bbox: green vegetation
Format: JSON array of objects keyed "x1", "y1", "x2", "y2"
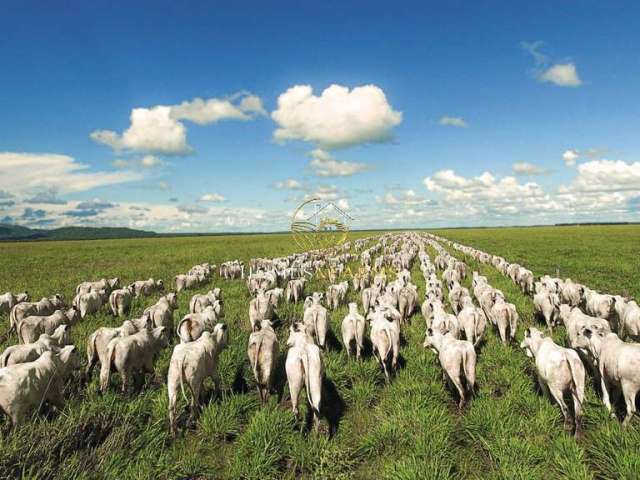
[
  {"x1": 0, "y1": 226, "x2": 637, "y2": 479},
  {"x1": 0, "y1": 224, "x2": 156, "y2": 241}
]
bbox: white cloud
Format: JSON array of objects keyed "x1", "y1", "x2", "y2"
[
  {"x1": 560, "y1": 160, "x2": 640, "y2": 194},
  {"x1": 512, "y1": 162, "x2": 549, "y2": 175},
  {"x1": 271, "y1": 84, "x2": 402, "y2": 149},
  {"x1": 141, "y1": 155, "x2": 163, "y2": 168},
  {"x1": 438, "y1": 116, "x2": 467, "y2": 128},
  {"x1": 306, "y1": 185, "x2": 341, "y2": 201},
  {"x1": 274, "y1": 178, "x2": 304, "y2": 190},
  {"x1": 563, "y1": 149, "x2": 579, "y2": 166},
  {"x1": 309, "y1": 149, "x2": 373, "y2": 177},
  {"x1": 91, "y1": 106, "x2": 190, "y2": 155},
  {"x1": 112, "y1": 159, "x2": 130, "y2": 168},
  {"x1": 0, "y1": 152, "x2": 142, "y2": 196},
  {"x1": 200, "y1": 193, "x2": 226, "y2": 202},
  {"x1": 91, "y1": 92, "x2": 265, "y2": 155},
  {"x1": 522, "y1": 42, "x2": 583, "y2": 88},
  {"x1": 377, "y1": 189, "x2": 432, "y2": 206},
  {"x1": 538, "y1": 63, "x2": 582, "y2": 87},
  {"x1": 170, "y1": 93, "x2": 266, "y2": 125}
]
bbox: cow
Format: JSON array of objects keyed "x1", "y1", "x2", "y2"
[
  {"x1": 85, "y1": 318, "x2": 151, "y2": 379},
  {"x1": 73, "y1": 290, "x2": 107, "y2": 319},
  {"x1": 109, "y1": 286, "x2": 134, "y2": 317},
  {"x1": 0, "y1": 346, "x2": 80, "y2": 426},
  {"x1": 144, "y1": 293, "x2": 179, "y2": 332},
  {"x1": 247, "y1": 320, "x2": 279, "y2": 404},
  {"x1": 177, "y1": 306, "x2": 220, "y2": 343},
  {"x1": 613, "y1": 296, "x2": 640, "y2": 340},
  {"x1": 100, "y1": 326, "x2": 168, "y2": 394},
  {"x1": 341, "y1": 303, "x2": 365, "y2": 359},
  {"x1": 423, "y1": 328, "x2": 476, "y2": 408},
  {"x1": 0, "y1": 325, "x2": 70, "y2": 367},
  {"x1": 431, "y1": 302, "x2": 460, "y2": 338},
  {"x1": 76, "y1": 278, "x2": 119, "y2": 296},
  {"x1": 369, "y1": 310, "x2": 400, "y2": 383},
  {"x1": 189, "y1": 289, "x2": 222, "y2": 314},
  {"x1": 0, "y1": 292, "x2": 29, "y2": 315},
  {"x1": 285, "y1": 323, "x2": 323, "y2": 432},
  {"x1": 303, "y1": 295, "x2": 328, "y2": 349},
  {"x1": 533, "y1": 290, "x2": 561, "y2": 332},
  {"x1": 286, "y1": 279, "x2": 306, "y2": 304},
  {"x1": 457, "y1": 298, "x2": 487, "y2": 347},
  {"x1": 561, "y1": 280, "x2": 583, "y2": 308},
  {"x1": 326, "y1": 281, "x2": 349, "y2": 310},
  {"x1": 249, "y1": 290, "x2": 276, "y2": 332},
  {"x1": 167, "y1": 324, "x2": 228, "y2": 435},
  {"x1": 9, "y1": 294, "x2": 65, "y2": 331},
  {"x1": 520, "y1": 327, "x2": 585, "y2": 438},
  {"x1": 490, "y1": 297, "x2": 518, "y2": 344},
  {"x1": 579, "y1": 328, "x2": 640, "y2": 426},
  {"x1": 131, "y1": 278, "x2": 164, "y2": 297},
  {"x1": 17, "y1": 308, "x2": 79, "y2": 344},
  {"x1": 398, "y1": 284, "x2": 418, "y2": 324}
]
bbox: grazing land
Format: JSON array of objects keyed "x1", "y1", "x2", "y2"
[{"x1": 0, "y1": 226, "x2": 638, "y2": 479}]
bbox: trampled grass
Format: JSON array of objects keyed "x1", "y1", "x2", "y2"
[{"x1": 0, "y1": 226, "x2": 637, "y2": 479}]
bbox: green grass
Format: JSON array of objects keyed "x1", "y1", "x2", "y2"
[{"x1": 0, "y1": 226, "x2": 637, "y2": 478}]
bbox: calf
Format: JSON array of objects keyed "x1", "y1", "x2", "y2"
[
  {"x1": 423, "y1": 329, "x2": 476, "y2": 408},
  {"x1": 247, "y1": 320, "x2": 279, "y2": 403},
  {"x1": 303, "y1": 295, "x2": 328, "y2": 349},
  {"x1": 131, "y1": 278, "x2": 164, "y2": 297},
  {"x1": 457, "y1": 298, "x2": 487, "y2": 347},
  {"x1": 534, "y1": 290, "x2": 561, "y2": 332},
  {"x1": 520, "y1": 327, "x2": 585, "y2": 438},
  {"x1": 249, "y1": 290, "x2": 275, "y2": 332},
  {"x1": 73, "y1": 290, "x2": 107, "y2": 319},
  {"x1": 613, "y1": 296, "x2": 640, "y2": 340},
  {"x1": 145, "y1": 293, "x2": 179, "y2": 332},
  {"x1": 490, "y1": 297, "x2": 518, "y2": 344},
  {"x1": 189, "y1": 289, "x2": 222, "y2": 314}
]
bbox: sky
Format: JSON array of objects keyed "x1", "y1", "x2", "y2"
[{"x1": 1, "y1": 0, "x2": 640, "y2": 232}]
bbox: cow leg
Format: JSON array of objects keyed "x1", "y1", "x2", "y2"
[
  {"x1": 537, "y1": 374, "x2": 550, "y2": 400},
  {"x1": 121, "y1": 369, "x2": 130, "y2": 395},
  {"x1": 549, "y1": 386, "x2": 571, "y2": 430},
  {"x1": 621, "y1": 380, "x2": 638, "y2": 427},
  {"x1": 497, "y1": 321, "x2": 507, "y2": 344},
  {"x1": 572, "y1": 393, "x2": 583, "y2": 439},
  {"x1": 600, "y1": 375, "x2": 614, "y2": 417}
]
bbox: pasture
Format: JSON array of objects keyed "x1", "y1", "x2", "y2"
[{"x1": 0, "y1": 226, "x2": 638, "y2": 479}]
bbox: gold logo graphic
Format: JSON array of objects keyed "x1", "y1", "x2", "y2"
[{"x1": 290, "y1": 197, "x2": 353, "y2": 252}]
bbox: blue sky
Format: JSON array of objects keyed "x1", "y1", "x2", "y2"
[{"x1": 1, "y1": 1, "x2": 639, "y2": 232}]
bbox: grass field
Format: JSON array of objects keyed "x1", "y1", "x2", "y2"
[{"x1": 0, "y1": 226, "x2": 638, "y2": 479}]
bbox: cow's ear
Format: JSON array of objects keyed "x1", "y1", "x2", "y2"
[{"x1": 220, "y1": 324, "x2": 228, "y2": 331}]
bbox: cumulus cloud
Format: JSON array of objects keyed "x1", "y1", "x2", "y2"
[
  {"x1": 271, "y1": 84, "x2": 402, "y2": 149},
  {"x1": 336, "y1": 199, "x2": 350, "y2": 210},
  {"x1": 170, "y1": 93, "x2": 266, "y2": 125},
  {"x1": 76, "y1": 199, "x2": 117, "y2": 210},
  {"x1": 91, "y1": 92, "x2": 265, "y2": 155},
  {"x1": 538, "y1": 63, "x2": 582, "y2": 87},
  {"x1": 522, "y1": 41, "x2": 583, "y2": 87},
  {"x1": 305, "y1": 185, "x2": 342, "y2": 201},
  {"x1": 377, "y1": 189, "x2": 433, "y2": 206},
  {"x1": 177, "y1": 204, "x2": 208, "y2": 215},
  {"x1": 563, "y1": 149, "x2": 579, "y2": 166},
  {"x1": 560, "y1": 160, "x2": 640, "y2": 194},
  {"x1": 22, "y1": 207, "x2": 46, "y2": 219},
  {"x1": 438, "y1": 116, "x2": 467, "y2": 128},
  {"x1": 309, "y1": 149, "x2": 373, "y2": 177},
  {"x1": 512, "y1": 162, "x2": 549, "y2": 175},
  {"x1": 274, "y1": 178, "x2": 304, "y2": 190},
  {"x1": 0, "y1": 152, "x2": 141, "y2": 196},
  {"x1": 200, "y1": 193, "x2": 226, "y2": 202}
]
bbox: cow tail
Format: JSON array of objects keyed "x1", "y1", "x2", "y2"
[
  {"x1": 566, "y1": 357, "x2": 584, "y2": 407},
  {"x1": 0, "y1": 350, "x2": 10, "y2": 367},
  {"x1": 179, "y1": 357, "x2": 188, "y2": 403},
  {"x1": 251, "y1": 336, "x2": 264, "y2": 385},
  {"x1": 9, "y1": 306, "x2": 17, "y2": 333},
  {"x1": 109, "y1": 293, "x2": 116, "y2": 316},
  {"x1": 301, "y1": 353, "x2": 317, "y2": 415},
  {"x1": 16, "y1": 321, "x2": 26, "y2": 344}
]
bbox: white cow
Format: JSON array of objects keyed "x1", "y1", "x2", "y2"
[
  {"x1": 533, "y1": 290, "x2": 561, "y2": 332},
  {"x1": 613, "y1": 296, "x2": 640, "y2": 340},
  {"x1": 369, "y1": 310, "x2": 400, "y2": 383},
  {"x1": 423, "y1": 329, "x2": 476, "y2": 408},
  {"x1": 167, "y1": 324, "x2": 228, "y2": 435},
  {"x1": 247, "y1": 320, "x2": 279, "y2": 404},
  {"x1": 520, "y1": 327, "x2": 585, "y2": 438},
  {"x1": 0, "y1": 292, "x2": 29, "y2": 315},
  {"x1": 341, "y1": 303, "x2": 365, "y2": 359},
  {"x1": 285, "y1": 324, "x2": 323, "y2": 432},
  {"x1": 490, "y1": 297, "x2": 518, "y2": 344},
  {"x1": 457, "y1": 298, "x2": 487, "y2": 347},
  {"x1": 177, "y1": 307, "x2": 220, "y2": 343},
  {"x1": 580, "y1": 328, "x2": 640, "y2": 426},
  {"x1": 303, "y1": 295, "x2": 328, "y2": 349},
  {"x1": 0, "y1": 325, "x2": 70, "y2": 367},
  {"x1": 0, "y1": 346, "x2": 80, "y2": 426},
  {"x1": 109, "y1": 286, "x2": 134, "y2": 317}
]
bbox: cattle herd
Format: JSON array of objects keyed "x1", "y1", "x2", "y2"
[{"x1": 0, "y1": 232, "x2": 639, "y2": 441}]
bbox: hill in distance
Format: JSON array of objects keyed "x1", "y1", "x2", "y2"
[{"x1": 0, "y1": 224, "x2": 157, "y2": 241}]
